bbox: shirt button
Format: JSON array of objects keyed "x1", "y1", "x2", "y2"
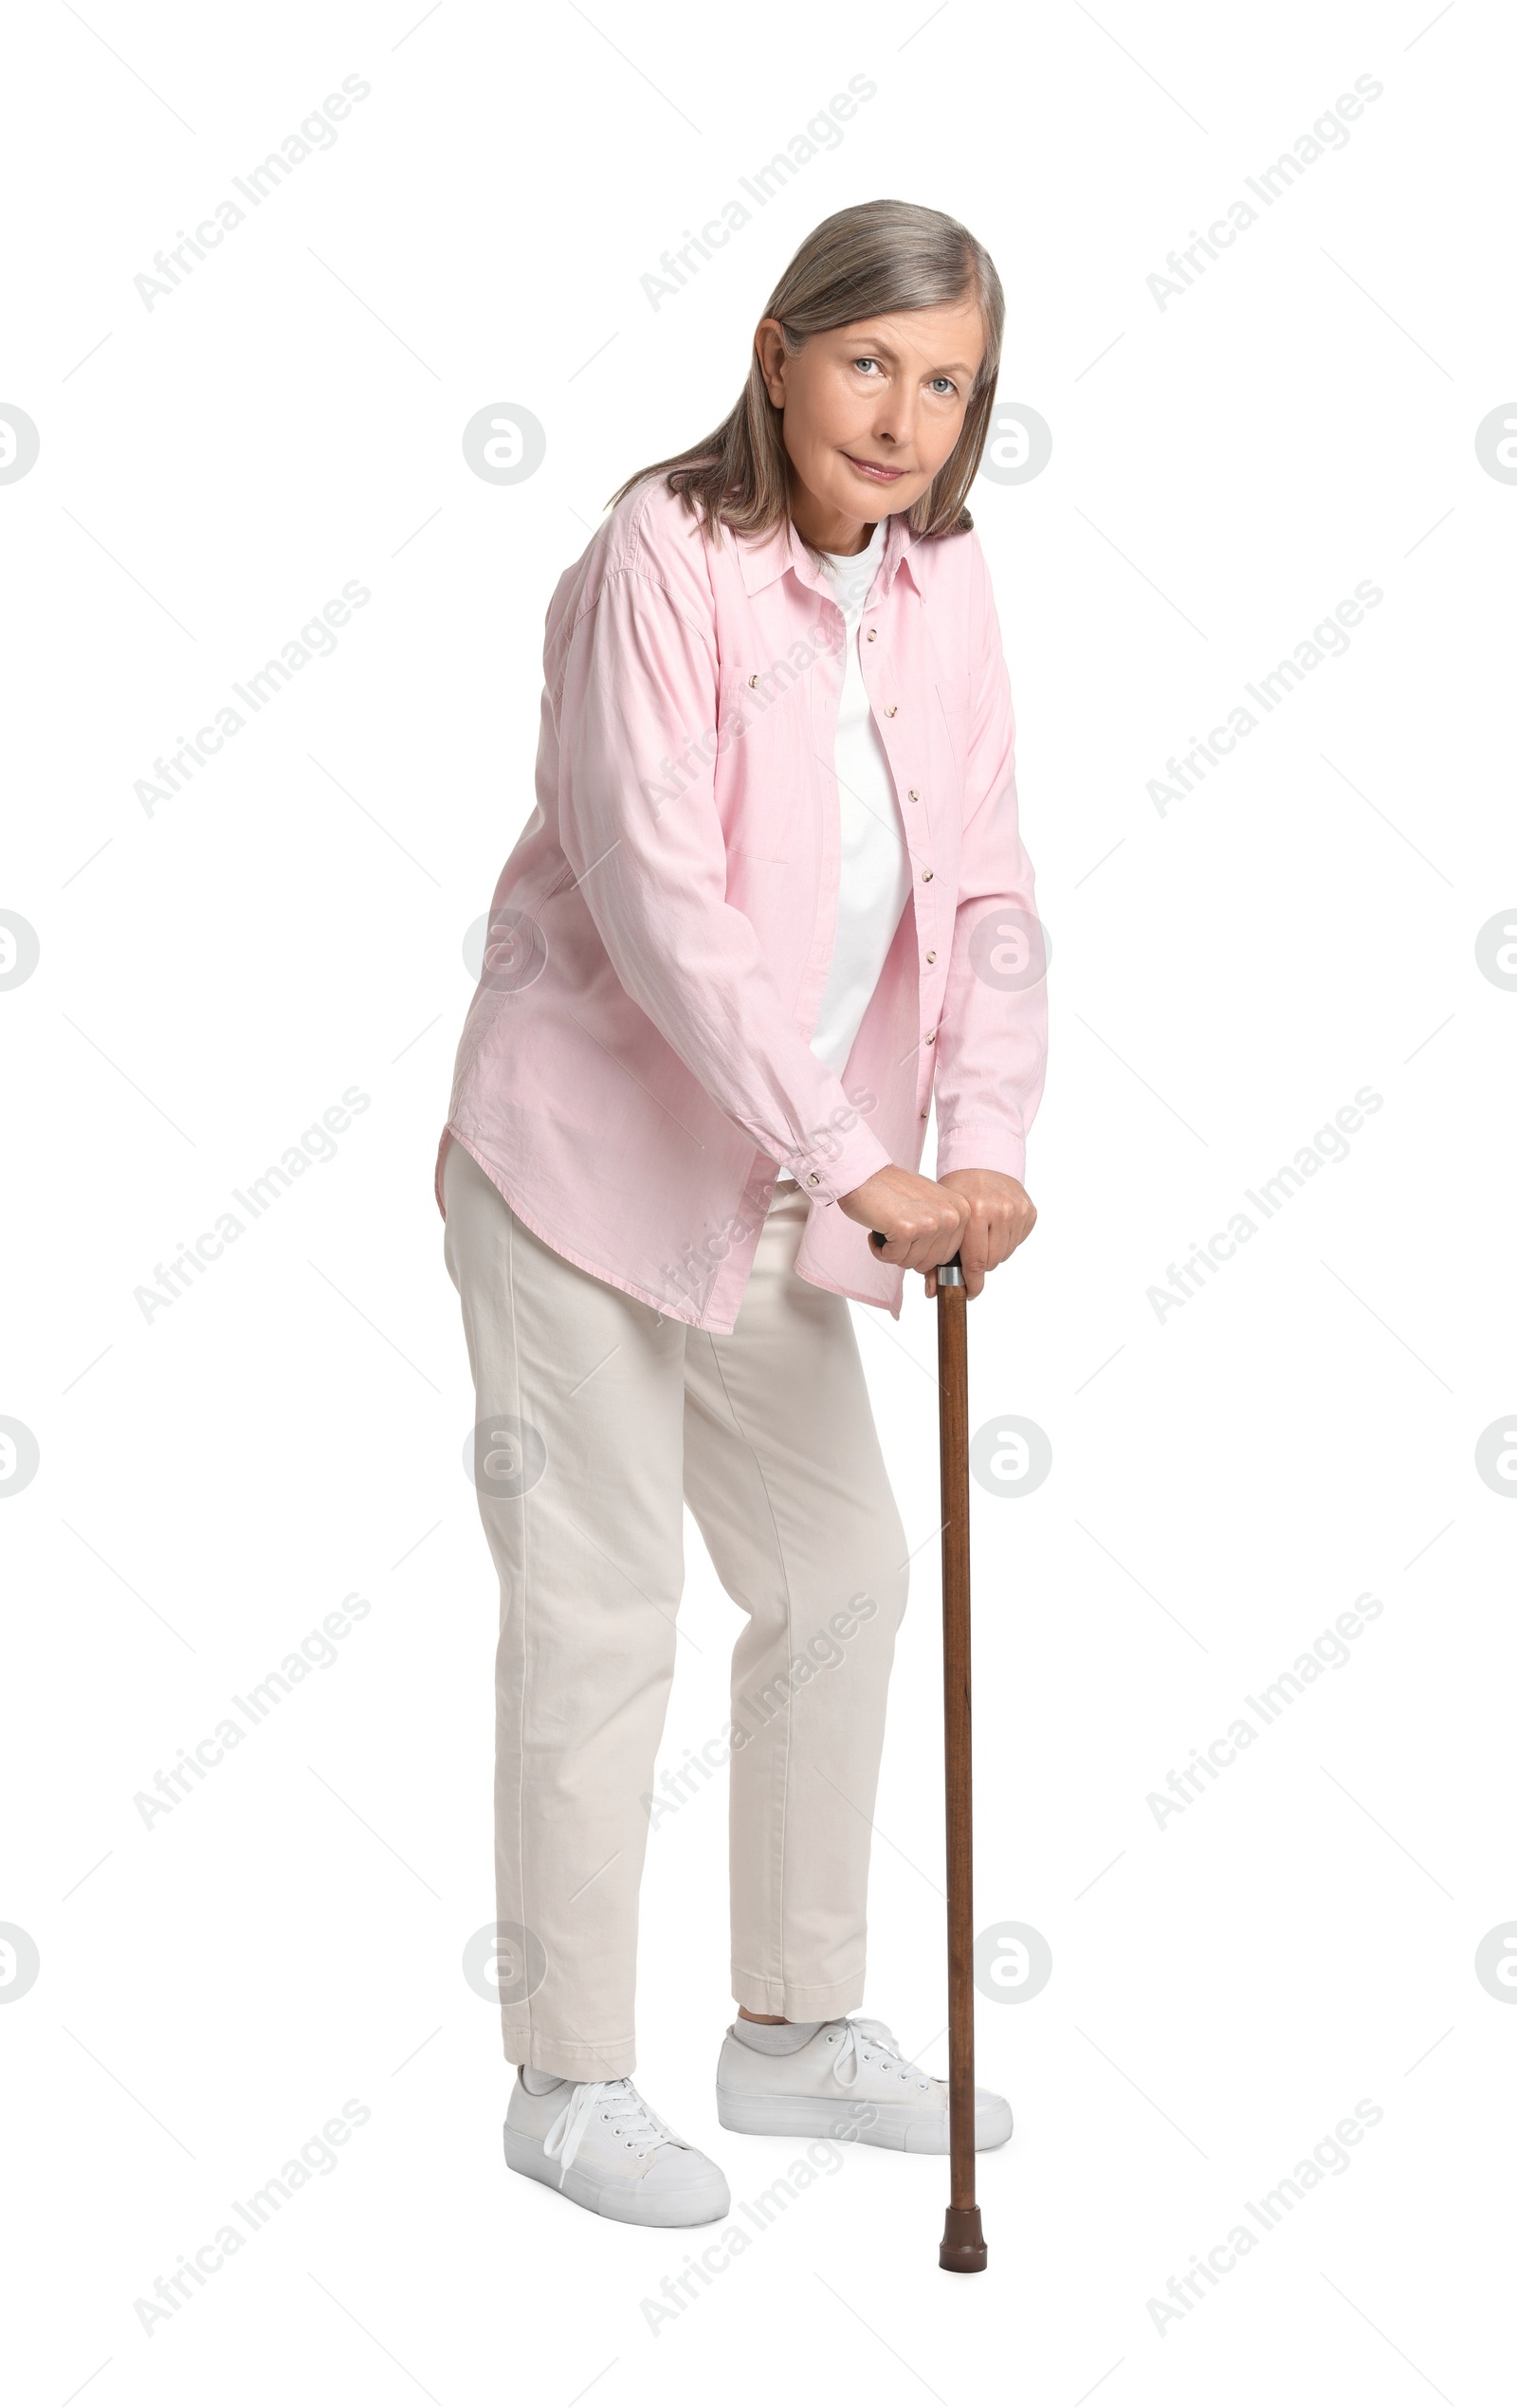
[
  {"x1": 866, "y1": 629, "x2": 877, "y2": 642},
  {"x1": 806, "y1": 1172, "x2": 820, "y2": 1185},
  {"x1": 922, "y1": 867, "x2": 934, "y2": 882},
  {"x1": 748, "y1": 673, "x2": 758, "y2": 687},
  {"x1": 925, "y1": 950, "x2": 936, "y2": 964},
  {"x1": 921, "y1": 1107, "x2": 929, "y2": 1119},
  {"x1": 907, "y1": 788, "x2": 920, "y2": 801},
  {"x1": 885, "y1": 704, "x2": 898, "y2": 717},
  {"x1": 925, "y1": 1031, "x2": 937, "y2": 1044}
]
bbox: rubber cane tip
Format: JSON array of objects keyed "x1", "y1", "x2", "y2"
[{"x1": 939, "y1": 2204, "x2": 988, "y2": 2272}]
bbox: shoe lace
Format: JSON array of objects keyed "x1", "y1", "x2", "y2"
[
  {"x1": 831, "y1": 2016, "x2": 934, "y2": 2092},
  {"x1": 541, "y1": 2078, "x2": 684, "y2": 2180}
]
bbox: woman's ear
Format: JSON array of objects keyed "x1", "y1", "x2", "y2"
[{"x1": 754, "y1": 318, "x2": 787, "y2": 409}]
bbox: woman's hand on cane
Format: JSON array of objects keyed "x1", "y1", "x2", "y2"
[
  {"x1": 839, "y1": 1166, "x2": 967, "y2": 1294},
  {"x1": 934, "y1": 1168, "x2": 1036, "y2": 1298},
  {"x1": 840, "y1": 1164, "x2": 1035, "y2": 1298}
]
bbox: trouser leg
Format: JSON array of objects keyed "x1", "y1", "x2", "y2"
[
  {"x1": 442, "y1": 1138, "x2": 686, "y2": 2078},
  {"x1": 681, "y1": 1186, "x2": 910, "y2": 2019}
]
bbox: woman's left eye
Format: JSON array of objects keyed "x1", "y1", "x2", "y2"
[{"x1": 929, "y1": 377, "x2": 957, "y2": 396}]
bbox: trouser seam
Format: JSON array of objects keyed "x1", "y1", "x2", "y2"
[
  {"x1": 505, "y1": 1198, "x2": 532, "y2": 2072},
  {"x1": 704, "y1": 1325, "x2": 795, "y2": 2002}
]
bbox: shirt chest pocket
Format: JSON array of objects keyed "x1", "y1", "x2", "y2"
[
  {"x1": 932, "y1": 668, "x2": 971, "y2": 791},
  {"x1": 719, "y1": 659, "x2": 813, "y2": 739},
  {"x1": 715, "y1": 664, "x2": 758, "y2": 748},
  {"x1": 716, "y1": 663, "x2": 812, "y2": 863}
]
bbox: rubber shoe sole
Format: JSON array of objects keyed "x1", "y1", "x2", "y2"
[
  {"x1": 715, "y1": 2086, "x2": 1013, "y2": 2154},
  {"x1": 503, "y1": 2122, "x2": 731, "y2": 2226}
]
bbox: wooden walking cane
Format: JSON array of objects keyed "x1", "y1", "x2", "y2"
[
  {"x1": 873, "y1": 1234, "x2": 987, "y2": 2271},
  {"x1": 932, "y1": 1247, "x2": 986, "y2": 2272}
]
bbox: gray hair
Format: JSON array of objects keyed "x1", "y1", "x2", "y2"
[{"x1": 606, "y1": 197, "x2": 1004, "y2": 542}]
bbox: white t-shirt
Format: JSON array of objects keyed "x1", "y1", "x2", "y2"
[{"x1": 807, "y1": 519, "x2": 912, "y2": 1079}]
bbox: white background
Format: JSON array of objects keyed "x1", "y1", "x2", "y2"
[{"x1": 4, "y1": 2, "x2": 1514, "y2": 2401}]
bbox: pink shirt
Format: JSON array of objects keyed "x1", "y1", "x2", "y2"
[{"x1": 436, "y1": 473, "x2": 1047, "y2": 1332}]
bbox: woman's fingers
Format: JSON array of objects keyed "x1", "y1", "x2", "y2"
[
  {"x1": 956, "y1": 1198, "x2": 1001, "y2": 1281},
  {"x1": 867, "y1": 1186, "x2": 968, "y2": 1270},
  {"x1": 953, "y1": 1193, "x2": 1037, "y2": 1294},
  {"x1": 851, "y1": 1170, "x2": 999, "y2": 1282},
  {"x1": 867, "y1": 1177, "x2": 1037, "y2": 1299},
  {"x1": 909, "y1": 1195, "x2": 970, "y2": 1272}
]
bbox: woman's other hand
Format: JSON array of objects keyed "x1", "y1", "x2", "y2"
[{"x1": 934, "y1": 1167, "x2": 1036, "y2": 1298}]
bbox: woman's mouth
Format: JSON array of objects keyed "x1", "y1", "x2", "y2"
[{"x1": 842, "y1": 452, "x2": 906, "y2": 483}]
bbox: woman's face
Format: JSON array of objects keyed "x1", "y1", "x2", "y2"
[{"x1": 755, "y1": 296, "x2": 987, "y2": 551}]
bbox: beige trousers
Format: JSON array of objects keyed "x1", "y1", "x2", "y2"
[{"x1": 442, "y1": 1137, "x2": 909, "y2": 2079}]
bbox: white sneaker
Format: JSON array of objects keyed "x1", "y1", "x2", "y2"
[
  {"x1": 716, "y1": 2016, "x2": 1014, "y2": 2154},
  {"x1": 503, "y1": 2072, "x2": 731, "y2": 2227}
]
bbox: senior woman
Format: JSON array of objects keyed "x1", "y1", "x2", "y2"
[{"x1": 437, "y1": 197, "x2": 1047, "y2": 2229}]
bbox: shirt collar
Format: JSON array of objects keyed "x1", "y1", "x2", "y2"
[{"x1": 736, "y1": 505, "x2": 921, "y2": 603}]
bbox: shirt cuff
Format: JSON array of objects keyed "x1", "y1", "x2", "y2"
[
  {"x1": 788, "y1": 1118, "x2": 892, "y2": 1205},
  {"x1": 934, "y1": 1124, "x2": 1027, "y2": 1186}
]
